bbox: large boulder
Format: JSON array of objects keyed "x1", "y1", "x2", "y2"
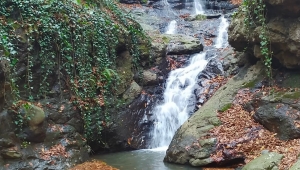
[
  {"x1": 17, "y1": 103, "x2": 46, "y2": 143},
  {"x1": 253, "y1": 101, "x2": 300, "y2": 140},
  {"x1": 122, "y1": 81, "x2": 142, "y2": 101},
  {"x1": 166, "y1": 34, "x2": 204, "y2": 55},
  {"x1": 244, "y1": 72, "x2": 300, "y2": 140},
  {"x1": 164, "y1": 63, "x2": 264, "y2": 166}
]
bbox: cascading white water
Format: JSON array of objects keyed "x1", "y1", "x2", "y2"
[
  {"x1": 194, "y1": 0, "x2": 204, "y2": 15},
  {"x1": 165, "y1": 20, "x2": 177, "y2": 34},
  {"x1": 215, "y1": 15, "x2": 229, "y2": 48},
  {"x1": 150, "y1": 52, "x2": 208, "y2": 148}
]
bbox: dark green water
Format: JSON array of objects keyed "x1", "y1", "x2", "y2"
[{"x1": 93, "y1": 148, "x2": 201, "y2": 170}]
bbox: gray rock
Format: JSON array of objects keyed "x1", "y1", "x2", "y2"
[
  {"x1": 142, "y1": 70, "x2": 158, "y2": 85},
  {"x1": 122, "y1": 81, "x2": 142, "y2": 101},
  {"x1": 166, "y1": 34, "x2": 204, "y2": 55},
  {"x1": 242, "y1": 152, "x2": 283, "y2": 170},
  {"x1": 19, "y1": 104, "x2": 45, "y2": 127},
  {"x1": 189, "y1": 157, "x2": 213, "y2": 166},
  {"x1": 250, "y1": 88, "x2": 300, "y2": 141},
  {"x1": 254, "y1": 103, "x2": 300, "y2": 140},
  {"x1": 1, "y1": 149, "x2": 22, "y2": 159},
  {"x1": 228, "y1": 2, "x2": 300, "y2": 69},
  {"x1": 18, "y1": 103, "x2": 46, "y2": 142},
  {"x1": 290, "y1": 159, "x2": 300, "y2": 170}
]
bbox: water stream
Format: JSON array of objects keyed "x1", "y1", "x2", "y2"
[
  {"x1": 165, "y1": 20, "x2": 177, "y2": 34},
  {"x1": 215, "y1": 15, "x2": 229, "y2": 48},
  {"x1": 150, "y1": 52, "x2": 208, "y2": 148},
  {"x1": 94, "y1": 149, "x2": 200, "y2": 170},
  {"x1": 194, "y1": 0, "x2": 204, "y2": 15},
  {"x1": 95, "y1": 0, "x2": 230, "y2": 169}
]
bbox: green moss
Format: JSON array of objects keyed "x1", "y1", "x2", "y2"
[
  {"x1": 194, "y1": 14, "x2": 206, "y2": 21},
  {"x1": 140, "y1": 0, "x2": 148, "y2": 4},
  {"x1": 138, "y1": 44, "x2": 150, "y2": 57},
  {"x1": 283, "y1": 91, "x2": 300, "y2": 99},
  {"x1": 116, "y1": 51, "x2": 133, "y2": 95},
  {"x1": 162, "y1": 36, "x2": 170, "y2": 43},
  {"x1": 219, "y1": 103, "x2": 232, "y2": 112},
  {"x1": 242, "y1": 80, "x2": 257, "y2": 88},
  {"x1": 283, "y1": 73, "x2": 300, "y2": 88}
]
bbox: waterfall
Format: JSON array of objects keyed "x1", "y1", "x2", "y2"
[
  {"x1": 194, "y1": 0, "x2": 204, "y2": 15},
  {"x1": 215, "y1": 15, "x2": 229, "y2": 48},
  {"x1": 165, "y1": 20, "x2": 177, "y2": 34},
  {"x1": 150, "y1": 53, "x2": 208, "y2": 148}
]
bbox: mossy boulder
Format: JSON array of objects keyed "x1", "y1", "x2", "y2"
[
  {"x1": 19, "y1": 104, "x2": 45, "y2": 127},
  {"x1": 252, "y1": 90, "x2": 300, "y2": 140},
  {"x1": 164, "y1": 63, "x2": 264, "y2": 166},
  {"x1": 166, "y1": 34, "x2": 204, "y2": 55},
  {"x1": 18, "y1": 103, "x2": 46, "y2": 142},
  {"x1": 242, "y1": 152, "x2": 283, "y2": 170},
  {"x1": 290, "y1": 159, "x2": 300, "y2": 170}
]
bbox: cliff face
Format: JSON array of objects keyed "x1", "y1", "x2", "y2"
[
  {"x1": 0, "y1": 0, "x2": 152, "y2": 169},
  {"x1": 229, "y1": 0, "x2": 300, "y2": 69}
]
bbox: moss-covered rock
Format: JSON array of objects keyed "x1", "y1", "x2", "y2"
[
  {"x1": 242, "y1": 152, "x2": 283, "y2": 170},
  {"x1": 164, "y1": 63, "x2": 265, "y2": 166},
  {"x1": 290, "y1": 159, "x2": 300, "y2": 170},
  {"x1": 20, "y1": 104, "x2": 45, "y2": 127},
  {"x1": 166, "y1": 34, "x2": 204, "y2": 55}
]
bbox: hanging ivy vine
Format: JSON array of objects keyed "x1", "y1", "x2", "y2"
[
  {"x1": 242, "y1": 0, "x2": 272, "y2": 78},
  {"x1": 0, "y1": 0, "x2": 148, "y2": 142}
]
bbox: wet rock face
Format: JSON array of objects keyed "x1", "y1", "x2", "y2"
[{"x1": 204, "y1": 0, "x2": 238, "y2": 12}]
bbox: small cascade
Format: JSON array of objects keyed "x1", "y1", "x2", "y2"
[
  {"x1": 215, "y1": 15, "x2": 229, "y2": 48},
  {"x1": 150, "y1": 53, "x2": 208, "y2": 148},
  {"x1": 165, "y1": 20, "x2": 177, "y2": 34},
  {"x1": 194, "y1": 0, "x2": 204, "y2": 15}
]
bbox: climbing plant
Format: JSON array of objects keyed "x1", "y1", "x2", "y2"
[
  {"x1": 0, "y1": 0, "x2": 148, "y2": 142},
  {"x1": 242, "y1": 0, "x2": 272, "y2": 78}
]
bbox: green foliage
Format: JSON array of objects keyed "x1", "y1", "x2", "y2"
[
  {"x1": 21, "y1": 141, "x2": 31, "y2": 148},
  {"x1": 0, "y1": 0, "x2": 148, "y2": 143},
  {"x1": 12, "y1": 102, "x2": 32, "y2": 134},
  {"x1": 242, "y1": 0, "x2": 272, "y2": 78},
  {"x1": 219, "y1": 103, "x2": 232, "y2": 112}
]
